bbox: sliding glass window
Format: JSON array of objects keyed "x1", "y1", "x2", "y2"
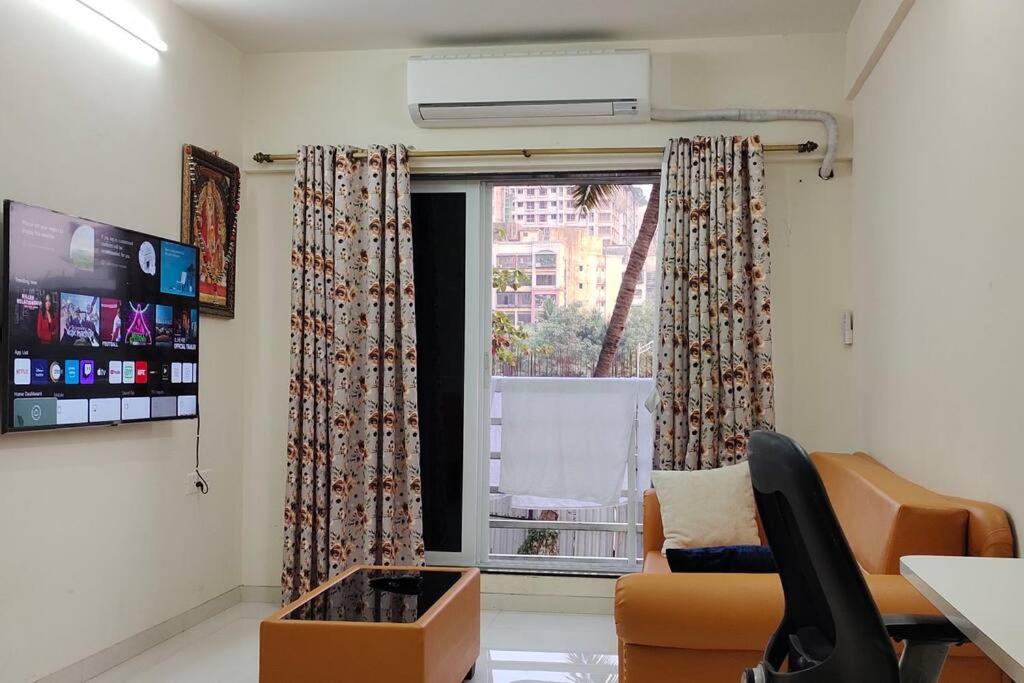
[{"x1": 486, "y1": 175, "x2": 659, "y2": 573}]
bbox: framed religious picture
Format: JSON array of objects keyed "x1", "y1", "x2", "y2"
[{"x1": 181, "y1": 144, "x2": 240, "y2": 318}]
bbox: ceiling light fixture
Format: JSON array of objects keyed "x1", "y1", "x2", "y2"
[{"x1": 73, "y1": 0, "x2": 168, "y2": 53}]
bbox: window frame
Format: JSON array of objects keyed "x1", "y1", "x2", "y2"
[
  {"x1": 413, "y1": 169, "x2": 658, "y2": 575},
  {"x1": 409, "y1": 178, "x2": 487, "y2": 569},
  {"x1": 535, "y1": 273, "x2": 556, "y2": 287}
]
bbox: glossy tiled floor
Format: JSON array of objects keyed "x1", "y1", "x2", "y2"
[{"x1": 88, "y1": 603, "x2": 619, "y2": 682}]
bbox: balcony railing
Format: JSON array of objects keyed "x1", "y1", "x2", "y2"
[
  {"x1": 488, "y1": 375, "x2": 654, "y2": 573},
  {"x1": 493, "y1": 350, "x2": 654, "y2": 380}
]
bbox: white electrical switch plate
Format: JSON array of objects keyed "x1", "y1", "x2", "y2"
[
  {"x1": 185, "y1": 469, "x2": 211, "y2": 496},
  {"x1": 842, "y1": 310, "x2": 854, "y2": 345}
]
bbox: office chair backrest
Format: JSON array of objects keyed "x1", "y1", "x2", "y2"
[{"x1": 747, "y1": 431, "x2": 900, "y2": 681}]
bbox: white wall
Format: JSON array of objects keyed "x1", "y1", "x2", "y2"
[
  {"x1": 0, "y1": 1, "x2": 245, "y2": 680},
  {"x1": 843, "y1": 0, "x2": 916, "y2": 98},
  {"x1": 238, "y1": 33, "x2": 857, "y2": 587},
  {"x1": 852, "y1": 1, "x2": 1024, "y2": 541},
  {"x1": 770, "y1": 161, "x2": 857, "y2": 452}
]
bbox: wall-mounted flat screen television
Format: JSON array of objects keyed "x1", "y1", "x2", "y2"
[{"x1": 2, "y1": 201, "x2": 199, "y2": 432}]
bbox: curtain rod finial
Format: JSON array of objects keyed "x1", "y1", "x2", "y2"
[{"x1": 253, "y1": 152, "x2": 274, "y2": 164}]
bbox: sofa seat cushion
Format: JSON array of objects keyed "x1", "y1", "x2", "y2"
[
  {"x1": 615, "y1": 572, "x2": 991, "y2": 661},
  {"x1": 813, "y1": 453, "x2": 970, "y2": 574}
]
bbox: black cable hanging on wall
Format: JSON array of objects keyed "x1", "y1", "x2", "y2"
[{"x1": 194, "y1": 406, "x2": 208, "y2": 495}]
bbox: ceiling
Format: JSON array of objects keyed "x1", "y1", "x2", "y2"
[{"x1": 170, "y1": 0, "x2": 860, "y2": 54}]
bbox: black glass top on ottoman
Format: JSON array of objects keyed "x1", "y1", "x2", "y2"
[
  {"x1": 282, "y1": 568, "x2": 463, "y2": 624},
  {"x1": 261, "y1": 565, "x2": 481, "y2": 683}
]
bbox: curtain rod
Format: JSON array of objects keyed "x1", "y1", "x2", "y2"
[{"x1": 251, "y1": 141, "x2": 819, "y2": 165}]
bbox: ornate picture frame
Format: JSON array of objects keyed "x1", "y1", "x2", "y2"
[{"x1": 180, "y1": 144, "x2": 240, "y2": 318}]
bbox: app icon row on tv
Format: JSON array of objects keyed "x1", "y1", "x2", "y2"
[{"x1": 13, "y1": 359, "x2": 197, "y2": 386}]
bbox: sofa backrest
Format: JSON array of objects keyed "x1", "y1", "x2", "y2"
[
  {"x1": 642, "y1": 451, "x2": 1015, "y2": 573},
  {"x1": 811, "y1": 452, "x2": 1014, "y2": 574}
]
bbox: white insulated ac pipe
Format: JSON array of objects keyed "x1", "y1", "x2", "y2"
[{"x1": 651, "y1": 108, "x2": 839, "y2": 180}]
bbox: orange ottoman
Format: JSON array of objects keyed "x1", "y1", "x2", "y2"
[{"x1": 260, "y1": 565, "x2": 480, "y2": 683}]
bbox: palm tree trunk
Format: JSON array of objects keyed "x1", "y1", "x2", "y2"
[{"x1": 593, "y1": 182, "x2": 660, "y2": 378}]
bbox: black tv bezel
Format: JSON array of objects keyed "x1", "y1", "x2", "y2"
[{"x1": 1, "y1": 200, "x2": 201, "y2": 434}]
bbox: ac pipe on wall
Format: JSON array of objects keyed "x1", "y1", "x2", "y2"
[{"x1": 651, "y1": 108, "x2": 839, "y2": 180}]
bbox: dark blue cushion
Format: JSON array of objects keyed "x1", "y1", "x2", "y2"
[{"x1": 666, "y1": 545, "x2": 776, "y2": 573}]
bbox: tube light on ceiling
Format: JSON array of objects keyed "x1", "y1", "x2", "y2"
[{"x1": 74, "y1": 0, "x2": 168, "y2": 53}]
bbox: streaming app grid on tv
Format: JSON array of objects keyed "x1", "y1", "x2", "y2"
[{"x1": 5, "y1": 202, "x2": 200, "y2": 431}]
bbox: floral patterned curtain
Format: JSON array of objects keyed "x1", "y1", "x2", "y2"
[
  {"x1": 654, "y1": 136, "x2": 775, "y2": 471},
  {"x1": 283, "y1": 144, "x2": 424, "y2": 604}
]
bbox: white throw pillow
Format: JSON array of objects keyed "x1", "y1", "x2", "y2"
[{"x1": 651, "y1": 462, "x2": 760, "y2": 553}]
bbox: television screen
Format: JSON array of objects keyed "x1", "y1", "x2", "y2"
[{"x1": 2, "y1": 201, "x2": 200, "y2": 432}]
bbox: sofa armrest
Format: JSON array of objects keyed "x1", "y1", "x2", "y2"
[
  {"x1": 615, "y1": 573, "x2": 784, "y2": 651},
  {"x1": 866, "y1": 574, "x2": 944, "y2": 614},
  {"x1": 943, "y1": 496, "x2": 1015, "y2": 558},
  {"x1": 867, "y1": 576, "x2": 990, "y2": 661}
]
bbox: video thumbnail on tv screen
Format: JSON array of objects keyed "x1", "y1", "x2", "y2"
[{"x1": 60, "y1": 293, "x2": 100, "y2": 346}]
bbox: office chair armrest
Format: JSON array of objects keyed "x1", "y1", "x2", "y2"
[{"x1": 883, "y1": 613, "x2": 967, "y2": 644}]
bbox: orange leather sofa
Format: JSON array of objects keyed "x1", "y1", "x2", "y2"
[{"x1": 615, "y1": 451, "x2": 1015, "y2": 683}]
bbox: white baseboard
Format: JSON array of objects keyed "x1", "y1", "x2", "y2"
[
  {"x1": 482, "y1": 592, "x2": 614, "y2": 614},
  {"x1": 241, "y1": 585, "x2": 280, "y2": 604},
  {"x1": 481, "y1": 573, "x2": 617, "y2": 615},
  {"x1": 238, "y1": 578, "x2": 616, "y2": 614},
  {"x1": 37, "y1": 587, "x2": 243, "y2": 683},
  {"x1": 37, "y1": 575, "x2": 616, "y2": 681}
]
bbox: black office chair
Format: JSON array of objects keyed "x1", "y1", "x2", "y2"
[{"x1": 742, "y1": 431, "x2": 966, "y2": 683}]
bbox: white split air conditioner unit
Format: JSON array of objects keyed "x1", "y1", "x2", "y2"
[{"x1": 407, "y1": 50, "x2": 650, "y2": 128}]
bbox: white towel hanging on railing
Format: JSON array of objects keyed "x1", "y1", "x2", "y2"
[{"x1": 498, "y1": 377, "x2": 651, "y2": 506}]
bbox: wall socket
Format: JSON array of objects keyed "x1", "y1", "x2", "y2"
[{"x1": 185, "y1": 469, "x2": 211, "y2": 496}]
